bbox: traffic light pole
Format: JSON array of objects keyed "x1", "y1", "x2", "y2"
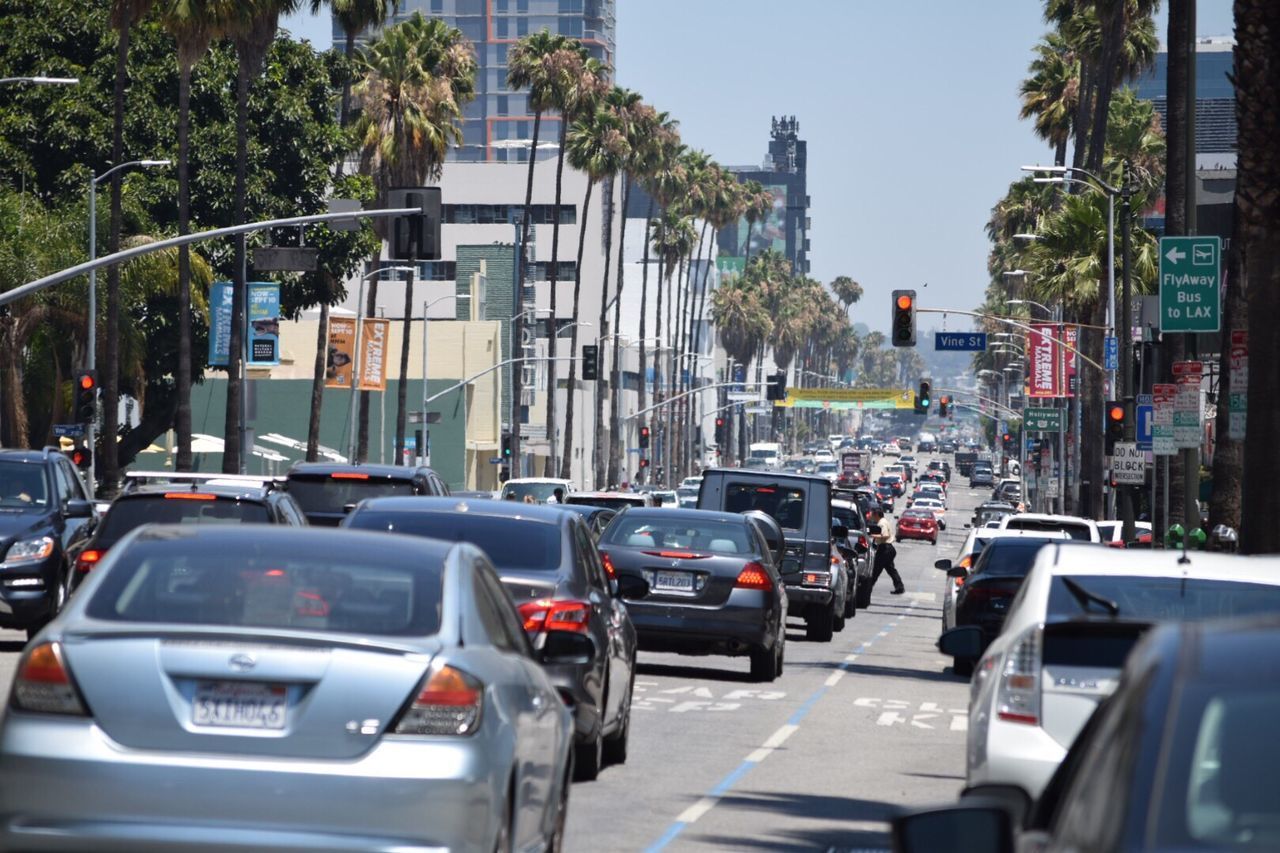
[{"x1": 1119, "y1": 168, "x2": 1136, "y2": 542}]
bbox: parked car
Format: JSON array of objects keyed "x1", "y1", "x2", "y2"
[
  {"x1": 597, "y1": 509, "x2": 787, "y2": 681},
  {"x1": 944, "y1": 546, "x2": 1280, "y2": 801},
  {"x1": 72, "y1": 473, "x2": 307, "y2": 592},
  {"x1": 564, "y1": 491, "x2": 656, "y2": 510},
  {"x1": 283, "y1": 462, "x2": 449, "y2": 525},
  {"x1": 997, "y1": 511, "x2": 1100, "y2": 542},
  {"x1": 992, "y1": 478, "x2": 1022, "y2": 504},
  {"x1": 896, "y1": 508, "x2": 939, "y2": 545},
  {"x1": 1, "y1": 525, "x2": 575, "y2": 852},
  {"x1": 498, "y1": 477, "x2": 575, "y2": 504},
  {"x1": 897, "y1": 614, "x2": 1280, "y2": 853},
  {"x1": 831, "y1": 498, "x2": 874, "y2": 610},
  {"x1": 697, "y1": 469, "x2": 849, "y2": 642},
  {"x1": 342, "y1": 497, "x2": 639, "y2": 780},
  {"x1": 0, "y1": 448, "x2": 97, "y2": 638}
]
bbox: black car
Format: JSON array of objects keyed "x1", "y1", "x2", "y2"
[
  {"x1": 928, "y1": 459, "x2": 952, "y2": 482},
  {"x1": 897, "y1": 614, "x2": 1280, "y2": 853},
  {"x1": 283, "y1": 462, "x2": 450, "y2": 526},
  {"x1": 598, "y1": 508, "x2": 786, "y2": 681},
  {"x1": 342, "y1": 497, "x2": 639, "y2": 780},
  {"x1": 697, "y1": 468, "x2": 849, "y2": 643},
  {"x1": 971, "y1": 500, "x2": 1016, "y2": 529},
  {"x1": 557, "y1": 503, "x2": 617, "y2": 541},
  {"x1": 72, "y1": 474, "x2": 308, "y2": 591},
  {"x1": 0, "y1": 448, "x2": 96, "y2": 637}
]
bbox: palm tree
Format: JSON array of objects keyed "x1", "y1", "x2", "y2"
[
  {"x1": 711, "y1": 272, "x2": 771, "y2": 376},
  {"x1": 1020, "y1": 32, "x2": 1079, "y2": 167},
  {"x1": 305, "y1": 0, "x2": 400, "y2": 463},
  {"x1": 632, "y1": 111, "x2": 678, "y2": 420},
  {"x1": 738, "y1": 179, "x2": 770, "y2": 267},
  {"x1": 559, "y1": 106, "x2": 627, "y2": 482},
  {"x1": 351, "y1": 12, "x2": 475, "y2": 463},
  {"x1": 648, "y1": 208, "x2": 695, "y2": 479},
  {"x1": 830, "y1": 275, "x2": 863, "y2": 317}
]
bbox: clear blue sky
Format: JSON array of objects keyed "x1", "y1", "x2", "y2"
[{"x1": 281, "y1": 1, "x2": 1235, "y2": 333}]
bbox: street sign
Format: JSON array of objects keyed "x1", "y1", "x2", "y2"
[
  {"x1": 53, "y1": 423, "x2": 85, "y2": 438},
  {"x1": 1112, "y1": 442, "x2": 1147, "y2": 485},
  {"x1": 1152, "y1": 384, "x2": 1177, "y2": 456},
  {"x1": 744, "y1": 405, "x2": 773, "y2": 415},
  {"x1": 1159, "y1": 236, "x2": 1221, "y2": 332},
  {"x1": 1173, "y1": 361, "x2": 1203, "y2": 449},
  {"x1": 726, "y1": 391, "x2": 758, "y2": 402},
  {"x1": 252, "y1": 246, "x2": 319, "y2": 272},
  {"x1": 1229, "y1": 329, "x2": 1247, "y2": 441},
  {"x1": 489, "y1": 456, "x2": 503, "y2": 464},
  {"x1": 1104, "y1": 336, "x2": 1118, "y2": 371},
  {"x1": 409, "y1": 411, "x2": 442, "y2": 425},
  {"x1": 934, "y1": 332, "x2": 987, "y2": 352},
  {"x1": 1136, "y1": 394, "x2": 1153, "y2": 451},
  {"x1": 1023, "y1": 406, "x2": 1062, "y2": 432}
]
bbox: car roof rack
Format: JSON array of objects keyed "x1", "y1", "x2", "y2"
[{"x1": 122, "y1": 471, "x2": 283, "y2": 494}]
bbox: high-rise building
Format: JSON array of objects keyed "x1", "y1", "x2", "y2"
[
  {"x1": 719, "y1": 116, "x2": 811, "y2": 275},
  {"x1": 344, "y1": 0, "x2": 617, "y2": 163},
  {"x1": 1133, "y1": 36, "x2": 1235, "y2": 168}
]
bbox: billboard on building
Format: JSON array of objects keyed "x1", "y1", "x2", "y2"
[
  {"x1": 358, "y1": 318, "x2": 390, "y2": 391},
  {"x1": 736, "y1": 184, "x2": 787, "y2": 257},
  {"x1": 324, "y1": 316, "x2": 356, "y2": 388}
]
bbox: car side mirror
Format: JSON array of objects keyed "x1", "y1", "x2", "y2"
[
  {"x1": 938, "y1": 625, "x2": 984, "y2": 659},
  {"x1": 946, "y1": 566, "x2": 968, "y2": 579},
  {"x1": 964, "y1": 523, "x2": 972, "y2": 529},
  {"x1": 539, "y1": 630, "x2": 595, "y2": 665},
  {"x1": 831, "y1": 524, "x2": 849, "y2": 540},
  {"x1": 891, "y1": 802, "x2": 1015, "y2": 853},
  {"x1": 342, "y1": 502, "x2": 357, "y2": 514},
  {"x1": 614, "y1": 574, "x2": 650, "y2": 601},
  {"x1": 65, "y1": 499, "x2": 94, "y2": 519},
  {"x1": 934, "y1": 558, "x2": 952, "y2": 570}
]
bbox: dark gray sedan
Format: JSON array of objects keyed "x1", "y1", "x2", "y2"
[{"x1": 598, "y1": 508, "x2": 787, "y2": 682}]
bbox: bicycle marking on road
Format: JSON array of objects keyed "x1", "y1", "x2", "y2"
[
  {"x1": 855, "y1": 697, "x2": 969, "y2": 731},
  {"x1": 631, "y1": 684, "x2": 787, "y2": 714}
]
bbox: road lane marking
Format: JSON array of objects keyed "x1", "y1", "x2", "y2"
[
  {"x1": 824, "y1": 670, "x2": 845, "y2": 687},
  {"x1": 763, "y1": 724, "x2": 798, "y2": 749}
]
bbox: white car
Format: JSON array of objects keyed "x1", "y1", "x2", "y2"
[
  {"x1": 915, "y1": 482, "x2": 946, "y2": 507},
  {"x1": 498, "y1": 477, "x2": 576, "y2": 503},
  {"x1": 815, "y1": 461, "x2": 840, "y2": 482},
  {"x1": 996, "y1": 511, "x2": 1099, "y2": 542},
  {"x1": 813, "y1": 449, "x2": 835, "y2": 463},
  {"x1": 951, "y1": 546, "x2": 1280, "y2": 801},
  {"x1": 1095, "y1": 519, "x2": 1154, "y2": 548},
  {"x1": 909, "y1": 497, "x2": 947, "y2": 528},
  {"x1": 680, "y1": 476, "x2": 703, "y2": 490},
  {"x1": 881, "y1": 443, "x2": 901, "y2": 457}
]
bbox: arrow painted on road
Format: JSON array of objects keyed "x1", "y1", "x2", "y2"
[{"x1": 1165, "y1": 246, "x2": 1186, "y2": 263}]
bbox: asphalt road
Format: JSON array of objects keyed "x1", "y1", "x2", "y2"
[{"x1": 0, "y1": 453, "x2": 986, "y2": 852}]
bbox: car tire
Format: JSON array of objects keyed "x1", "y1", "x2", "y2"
[
  {"x1": 749, "y1": 643, "x2": 780, "y2": 682},
  {"x1": 833, "y1": 611, "x2": 846, "y2": 632},
  {"x1": 953, "y1": 657, "x2": 974, "y2": 677},
  {"x1": 806, "y1": 605, "x2": 835, "y2": 642},
  {"x1": 602, "y1": 673, "x2": 633, "y2": 767},
  {"x1": 573, "y1": 731, "x2": 603, "y2": 782}
]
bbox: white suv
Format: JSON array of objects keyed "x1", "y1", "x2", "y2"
[
  {"x1": 997, "y1": 512, "x2": 1099, "y2": 542},
  {"x1": 949, "y1": 545, "x2": 1280, "y2": 800}
]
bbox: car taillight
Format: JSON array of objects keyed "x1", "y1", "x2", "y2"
[
  {"x1": 599, "y1": 550, "x2": 617, "y2": 579},
  {"x1": 393, "y1": 664, "x2": 482, "y2": 736},
  {"x1": 517, "y1": 599, "x2": 591, "y2": 634},
  {"x1": 12, "y1": 642, "x2": 88, "y2": 716},
  {"x1": 802, "y1": 571, "x2": 831, "y2": 587},
  {"x1": 75, "y1": 549, "x2": 104, "y2": 574},
  {"x1": 735, "y1": 562, "x2": 771, "y2": 590},
  {"x1": 857, "y1": 534, "x2": 869, "y2": 549},
  {"x1": 996, "y1": 626, "x2": 1042, "y2": 725}
]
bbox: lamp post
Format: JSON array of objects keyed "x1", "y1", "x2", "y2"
[
  {"x1": 86, "y1": 159, "x2": 169, "y2": 497},
  {"x1": 346, "y1": 265, "x2": 416, "y2": 462},
  {"x1": 0, "y1": 76, "x2": 79, "y2": 86}
]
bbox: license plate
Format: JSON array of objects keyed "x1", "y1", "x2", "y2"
[
  {"x1": 192, "y1": 681, "x2": 288, "y2": 730},
  {"x1": 653, "y1": 570, "x2": 694, "y2": 592}
]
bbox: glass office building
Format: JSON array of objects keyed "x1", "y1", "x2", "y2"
[
  {"x1": 341, "y1": 0, "x2": 616, "y2": 162},
  {"x1": 1132, "y1": 37, "x2": 1235, "y2": 158}
]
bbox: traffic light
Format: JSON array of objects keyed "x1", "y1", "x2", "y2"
[
  {"x1": 714, "y1": 417, "x2": 726, "y2": 444},
  {"x1": 70, "y1": 442, "x2": 92, "y2": 470},
  {"x1": 1002, "y1": 432, "x2": 1014, "y2": 452},
  {"x1": 73, "y1": 369, "x2": 97, "y2": 424},
  {"x1": 766, "y1": 373, "x2": 786, "y2": 401},
  {"x1": 914, "y1": 379, "x2": 931, "y2": 414},
  {"x1": 891, "y1": 289, "x2": 917, "y2": 347},
  {"x1": 1105, "y1": 401, "x2": 1125, "y2": 454},
  {"x1": 582, "y1": 344, "x2": 599, "y2": 381},
  {"x1": 638, "y1": 457, "x2": 650, "y2": 469},
  {"x1": 387, "y1": 187, "x2": 442, "y2": 261},
  {"x1": 638, "y1": 425, "x2": 650, "y2": 450},
  {"x1": 501, "y1": 432, "x2": 514, "y2": 459}
]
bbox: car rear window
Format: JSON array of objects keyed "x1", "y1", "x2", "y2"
[
  {"x1": 1005, "y1": 518, "x2": 1092, "y2": 540},
  {"x1": 286, "y1": 475, "x2": 416, "y2": 514},
  {"x1": 499, "y1": 482, "x2": 566, "y2": 503},
  {"x1": 902, "y1": 510, "x2": 934, "y2": 520},
  {"x1": 86, "y1": 538, "x2": 442, "y2": 636},
  {"x1": 723, "y1": 483, "x2": 807, "y2": 531},
  {"x1": 345, "y1": 511, "x2": 561, "y2": 572},
  {"x1": 602, "y1": 515, "x2": 757, "y2": 556},
  {"x1": 1047, "y1": 576, "x2": 1280, "y2": 621},
  {"x1": 565, "y1": 496, "x2": 643, "y2": 511},
  {"x1": 971, "y1": 538, "x2": 1060, "y2": 577},
  {"x1": 95, "y1": 495, "x2": 270, "y2": 548}
]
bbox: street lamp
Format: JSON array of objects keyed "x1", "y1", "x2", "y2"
[
  {"x1": 0, "y1": 76, "x2": 79, "y2": 86},
  {"x1": 86, "y1": 158, "x2": 170, "y2": 497},
  {"x1": 346, "y1": 265, "x2": 417, "y2": 461},
  {"x1": 1005, "y1": 297, "x2": 1052, "y2": 318}
]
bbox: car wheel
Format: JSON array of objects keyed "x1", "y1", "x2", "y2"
[
  {"x1": 953, "y1": 657, "x2": 974, "y2": 677},
  {"x1": 602, "y1": 673, "x2": 633, "y2": 767},
  {"x1": 855, "y1": 578, "x2": 873, "y2": 609},
  {"x1": 805, "y1": 605, "x2": 835, "y2": 642},
  {"x1": 749, "y1": 643, "x2": 780, "y2": 682},
  {"x1": 573, "y1": 731, "x2": 603, "y2": 782},
  {"x1": 833, "y1": 611, "x2": 846, "y2": 632}
]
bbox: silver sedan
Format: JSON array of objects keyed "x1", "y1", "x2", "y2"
[{"x1": 0, "y1": 525, "x2": 574, "y2": 852}]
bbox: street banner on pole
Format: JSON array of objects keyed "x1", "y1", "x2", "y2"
[
  {"x1": 1152, "y1": 384, "x2": 1177, "y2": 456},
  {"x1": 1063, "y1": 325, "x2": 1079, "y2": 398},
  {"x1": 207, "y1": 281, "x2": 234, "y2": 366},
  {"x1": 1159, "y1": 236, "x2": 1221, "y2": 332},
  {"x1": 1028, "y1": 323, "x2": 1061, "y2": 398},
  {"x1": 1104, "y1": 336, "x2": 1118, "y2": 371},
  {"x1": 1173, "y1": 361, "x2": 1203, "y2": 449},
  {"x1": 1229, "y1": 330, "x2": 1247, "y2": 441},
  {"x1": 247, "y1": 283, "x2": 281, "y2": 366},
  {"x1": 324, "y1": 317, "x2": 356, "y2": 388},
  {"x1": 358, "y1": 318, "x2": 390, "y2": 391}
]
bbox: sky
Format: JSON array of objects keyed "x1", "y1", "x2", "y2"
[{"x1": 280, "y1": 1, "x2": 1236, "y2": 334}]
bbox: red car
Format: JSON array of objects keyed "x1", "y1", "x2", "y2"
[{"x1": 895, "y1": 508, "x2": 938, "y2": 545}]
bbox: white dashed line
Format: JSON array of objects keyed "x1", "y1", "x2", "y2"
[
  {"x1": 824, "y1": 670, "x2": 845, "y2": 687},
  {"x1": 763, "y1": 723, "x2": 799, "y2": 749}
]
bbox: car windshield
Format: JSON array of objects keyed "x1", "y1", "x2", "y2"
[
  {"x1": 602, "y1": 515, "x2": 757, "y2": 555},
  {"x1": 1047, "y1": 576, "x2": 1280, "y2": 620},
  {"x1": 498, "y1": 482, "x2": 565, "y2": 503},
  {"x1": 86, "y1": 537, "x2": 442, "y2": 636},
  {"x1": 0, "y1": 461, "x2": 50, "y2": 511},
  {"x1": 1004, "y1": 518, "x2": 1092, "y2": 540},
  {"x1": 971, "y1": 538, "x2": 1062, "y2": 577},
  {"x1": 286, "y1": 475, "x2": 416, "y2": 514},
  {"x1": 817, "y1": 463, "x2": 838, "y2": 474},
  {"x1": 723, "y1": 483, "x2": 807, "y2": 531},
  {"x1": 345, "y1": 510, "x2": 561, "y2": 572},
  {"x1": 95, "y1": 496, "x2": 271, "y2": 548}
]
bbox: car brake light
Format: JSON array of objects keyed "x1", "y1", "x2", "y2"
[
  {"x1": 643, "y1": 551, "x2": 708, "y2": 560},
  {"x1": 599, "y1": 550, "x2": 617, "y2": 579},
  {"x1": 735, "y1": 562, "x2": 771, "y2": 590},
  {"x1": 393, "y1": 664, "x2": 482, "y2": 736},
  {"x1": 12, "y1": 642, "x2": 88, "y2": 716},
  {"x1": 75, "y1": 549, "x2": 103, "y2": 573},
  {"x1": 517, "y1": 599, "x2": 592, "y2": 634},
  {"x1": 330, "y1": 472, "x2": 370, "y2": 480},
  {"x1": 163, "y1": 492, "x2": 216, "y2": 500},
  {"x1": 996, "y1": 625, "x2": 1042, "y2": 725}
]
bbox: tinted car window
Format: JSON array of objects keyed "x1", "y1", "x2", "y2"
[
  {"x1": 970, "y1": 538, "x2": 1060, "y2": 577},
  {"x1": 602, "y1": 515, "x2": 757, "y2": 556},
  {"x1": 499, "y1": 482, "x2": 565, "y2": 503},
  {"x1": 723, "y1": 483, "x2": 806, "y2": 531},
  {"x1": 901, "y1": 509, "x2": 935, "y2": 521},
  {"x1": 345, "y1": 510, "x2": 561, "y2": 572},
  {"x1": 565, "y1": 496, "x2": 644, "y2": 511},
  {"x1": 830, "y1": 504, "x2": 863, "y2": 531},
  {"x1": 286, "y1": 476, "x2": 416, "y2": 514},
  {"x1": 95, "y1": 497, "x2": 271, "y2": 548},
  {"x1": 87, "y1": 539, "x2": 442, "y2": 636},
  {"x1": 1047, "y1": 576, "x2": 1280, "y2": 621},
  {"x1": 0, "y1": 461, "x2": 50, "y2": 509}
]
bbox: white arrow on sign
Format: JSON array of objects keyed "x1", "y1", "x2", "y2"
[{"x1": 1165, "y1": 246, "x2": 1186, "y2": 264}]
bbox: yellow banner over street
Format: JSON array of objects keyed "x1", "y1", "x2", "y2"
[{"x1": 775, "y1": 388, "x2": 914, "y2": 409}]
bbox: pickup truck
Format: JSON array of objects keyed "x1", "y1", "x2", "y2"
[{"x1": 954, "y1": 451, "x2": 978, "y2": 477}]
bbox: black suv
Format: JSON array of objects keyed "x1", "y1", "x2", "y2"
[
  {"x1": 71, "y1": 473, "x2": 308, "y2": 591},
  {"x1": 697, "y1": 468, "x2": 849, "y2": 642},
  {"x1": 283, "y1": 462, "x2": 450, "y2": 526},
  {"x1": 0, "y1": 448, "x2": 97, "y2": 637}
]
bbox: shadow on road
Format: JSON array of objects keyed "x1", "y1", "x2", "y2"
[
  {"x1": 841, "y1": 660, "x2": 966, "y2": 684},
  {"x1": 685, "y1": 790, "x2": 898, "y2": 851},
  {"x1": 635, "y1": 660, "x2": 755, "y2": 683}
]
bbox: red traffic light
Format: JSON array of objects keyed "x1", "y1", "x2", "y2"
[
  {"x1": 1107, "y1": 404, "x2": 1125, "y2": 422},
  {"x1": 715, "y1": 417, "x2": 724, "y2": 427},
  {"x1": 895, "y1": 294, "x2": 913, "y2": 310},
  {"x1": 78, "y1": 373, "x2": 96, "y2": 390},
  {"x1": 638, "y1": 458, "x2": 650, "y2": 468}
]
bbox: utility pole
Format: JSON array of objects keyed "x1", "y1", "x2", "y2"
[{"x1": 1120, "y1": 162, "x2": 1137, "y2": 542}]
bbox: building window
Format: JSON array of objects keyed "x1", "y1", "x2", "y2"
[
  {"x1": 559, "y1": 0, "x2": 583, "y2": 11},
  {"x1": 430, "y1": 0, "x2": 444, "y2": 13},
  {"x1": 517, "y1": 0, "x2": 529, "y2": 11},
  {"x1": 517, "y1": 16, "x2": 529, "y2": 36},
  {"x1": 495, "y1": 16, "x2": 508, "y2": 37},
  {"x1": 497, "y1": 95, "x2": 509, "y2": 115},
  {"x1": 495, "y1": 0, "x2": 508, "y2": 11},
  {"x1": 560, "y1": 16, "x2": 583, "y2": 36}
]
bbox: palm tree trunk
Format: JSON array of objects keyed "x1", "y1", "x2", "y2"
[
  {"x1": 742, "y1": 221, "x2": 754, "y2": 269},
  {"x1": 102, "y1": 20, "x2": 131, "y2": 491},
  {"x1": 542, "y1": 121, "x2": 568, "y2": 476},
  {"x1": 1085, "y1": 6, "x2": 1125, "y2": 174},
  {"x1": 357, "y1": 277, "x2": 378, "y2": 462},
  {"x1": 559, "y1": 180, "x2": 594, "y2": 480},
  {"x1": 637, "y1": 199, "x2": 653, "y2": 423},
  {"x1": 175, "y1": 62, "x2": 194, "y2": 472},
  {"x1": 605, "y1": 175, "x2": 631, "y2": 487},
  {"x1": 653, "y1": 238, "x2": 665, "y2": 479},
  {"x1": 394, "y1": 268, "x2": 415, "y2": 464},
  {"x1": 1210, "y1": 217, "x2": 1245, "y2": 531},
  {"x1": 222, "y1": 61, "x2": 251, "y2": 475},
  {"x1": 594, "y1": 177, "x2": 616, "y2": 489},
  {"x1": 1071, "y1": 59, "x2": 1093, "y2": 172}
]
